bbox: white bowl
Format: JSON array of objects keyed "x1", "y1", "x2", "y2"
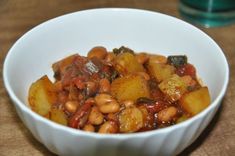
[{"x1": 3, "y1": 8, "x2": 229, "y2": 156}]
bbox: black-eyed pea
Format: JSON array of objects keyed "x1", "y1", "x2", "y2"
[
  {"x1": 98, "y1": 121, "x2": 118, "y2": 134},
  {"x1": 85, "y1": 81, "x2": 98, "y2": 96},
  {"x1": 99, "y1": 100, "x2": 120, "y2": 113},
  {"x1": 94, "y1": 94, "x2": 113, "y2": 106},
  {"x1": 105, "y1": 52, "x2": 115, "y2": 63},
  {"x1": 181, "y1": 75, "x2": 191, "y2": 85},
  {"x1": 149, "y1": 55, "x2": 167, "y2": 64},
  {"x1": 87, "y1": 46, "x2": 108, "y2": 59},
  {"x1": 99, "y1": 78, "x2": 111, "y2": 93},
  {"x1": 135, "y1": 53, "x2": 149, "y2": 64},
  {"x1": 122, "y1": 100, "x2": 134, "y2": 108},
  {"x1": 83, "y1": 124, "x2": 95, "y2": 132},
  {"x1": 136, "y1": 72, "x2": 150, "y2": 81},
  {"x1": 157, "y1": 106, "x2": 177, "y2": 122},
  {"x1": 88, "y1": 106, "x2": 104, "y2": 125},
  {"x1": 181, "y1": 75, "x2": 196, "y2": 87},
  {"x1": 64, "y1": 100, "x2": 79, "y2": 113},
  {"x1": 107, "y1": 113, "x2": 118, "y2": 122},
  {"x1": 54, "y1": 81, "x2": 63, "y2": 91},
  {"x1": 85, "y1": 98, "x2": 95, "y2": 104}
]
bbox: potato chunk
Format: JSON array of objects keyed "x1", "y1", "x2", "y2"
[
  {"x1": 147, "y1": 60, "x2": 175, "y2": 82},
  {"x1": 149, "y1": 54, "x2": 167, "y2": 64},
  {"x1": 176, "y1": 114, "x2": 189, "y2": 124},
  {"x1": 138, "y1": 105, "x2": 154, "y2": 130},
  {"x1": 119, "y1": 106, "x2": 143, "y2": 133},
  {"x1": 50, "y1": 108, "x2": 68, "y2": 125},
  {"x1": 111, "y1": 75, "x2": 150, "y2": 101},
  {"x1": 115, "y1": 52, "x2": 145, "y2": 75},
  {"x1": 28, "y1": 75, "x2": 57, "y2": 117},
  {"x1": 158, "y1": 74, "x2": 187, "y2": 102},
  {"x1": 179, "y1": 87, "x2": 211, "y2": 115}
]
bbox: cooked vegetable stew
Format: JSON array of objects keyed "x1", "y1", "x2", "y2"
[{"x1": 28, "y1": 46, "x2": 211, "y2": 133}]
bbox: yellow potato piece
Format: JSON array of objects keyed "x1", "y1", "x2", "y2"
[
  {"x1": 180, "y1": 87, "x2": 211, "y2": 116},
  {"x1": 28, "y1": 75, "x2": 57, "y2": 117},
  {"x1": 119, "y1": 106, "x2": 143, "y2": 133},
  {"x1": 111, "y1": 75, "x2": 150, "y2": 102},
  {"x1": 159, "y1": 74, "x2": 187, "y2": 102},
  {"x1": 50, "y1": 108, "x2": 68, "y2": 125},
  {"x1": 176, "y1": 114, "x2": 189, "y2": 124},
  {"x1": 115, "y1": 52, "x2": 145, "y2": 75},
  {"x1": 147, "y1": 61, "x2": 175, "y2": 82},
  {"x1": 148, "y1": 54, "x2": 167, "y2": 64}
]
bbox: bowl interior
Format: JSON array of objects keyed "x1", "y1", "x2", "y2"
[{"x1": 4, "y1": 8, "x2": 228, "y2": 125}]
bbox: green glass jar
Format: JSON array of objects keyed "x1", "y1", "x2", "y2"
[{"x1": 179, "y1": 0, "x2": 235, "y2": 27}]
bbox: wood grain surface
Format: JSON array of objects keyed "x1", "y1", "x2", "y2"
[{"x1": 0, "y1": 0, "x2": 234, "y2": 155}]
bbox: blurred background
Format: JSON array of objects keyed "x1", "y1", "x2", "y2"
[{"x1": 0, "y1": 0, "x2": 234, "y2": 156}]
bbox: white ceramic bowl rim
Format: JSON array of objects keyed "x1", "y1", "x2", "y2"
[{"x1": 3, "y1": 8, "x2": 229, "y2": 139}]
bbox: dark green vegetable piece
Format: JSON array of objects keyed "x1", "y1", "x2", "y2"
[
  {"x1": 136, "y1": 97, "x2": 156, "y2": 105},
  {"x1": 167, "y1": 55, "x2": 187, "y2": 67},
  {"x1": 113, "y1": 46, "x2": 134, "y2": 55}
]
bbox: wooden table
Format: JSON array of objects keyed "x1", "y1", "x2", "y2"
[{"x1": 0, "y1": 0, "x2": 234, "y2": 155}]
